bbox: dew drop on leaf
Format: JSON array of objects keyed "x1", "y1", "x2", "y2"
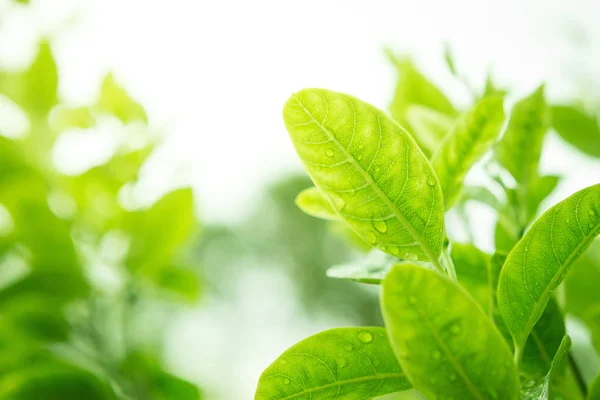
[
  {"x1": 408, "y1": 296, "x2": 417, "y2": 305},
  {"x1": 590, "y1": 210, "x2": 596, "y2": 216},
  {"x1": 450, "y1": 323, "x2": 461, "y2": 334},
  {"x1": 336, "y1": 358, "x2": 348, "y2": 368},
  {"x1": 432, "y1": 350, "x2": 442, "y2": 360},
  {"x1": 358, "y1": 331, "x2": 374, "y2": 344},
  {"x1": 363, "y1": 231, "x2": 377, "y2": 244},
  {"x1": 284, "y1": 378, "x2": 291, "y2": 385},
  {"x1": 325, "y1": 148, "x2": 334, "y2": 157},
  {"x1": 280, "y1": 359, "x2": 288, "y2": 365},
  {"x1": 448, "y1": 374, "x2": 457, "y2": 382},
  {"x1": 389, "y1": 246, "x2": 400, "y2": 256},
  {"x1": 426, "y1": 174, "x2": 436, "y2": 187},
  {"x1": 373, "y1": 220, "x2": 388, "y2": 233},
  {"x1": 344, "y1": 344, "x2": 353, "y2": 352}
]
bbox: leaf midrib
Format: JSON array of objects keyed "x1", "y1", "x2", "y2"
[
  {"x1": 520, "y1": 216, "x2": 600, "y2": 348},
  {"x1": 411, "y1": 301, "x2": 486, "y2": 400},
  {"x1": 258, "y1": 372, "x2": 406, "y2": 400},
  {"x1": 292, "y1": 94, "x2": 440, "y2": 267}
]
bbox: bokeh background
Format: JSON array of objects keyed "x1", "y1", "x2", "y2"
[{"x1": 1, "y1": 0, "x2": 600, "y2": 398}]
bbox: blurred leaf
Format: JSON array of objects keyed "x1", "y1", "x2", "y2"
[
  {"x1": 327, "y1": 220, "x2": 371, "y2": 252},
  {"x1": 590, "y1": 374, "x2": 600, "y2": 400},
  {"x1": 0, "y1": 356, "x2": 115, "y2": 400},
  {"x1": 0, "y1": 40, "x2": 58, "y2": 117},
  {"x1": 255, "y1": 327, "x2": 411, "y2": 400},
  {"x1": 295, "y1": 186, "x2": 338, "y2": 220},
  {"x1": 443, "y1": 43, "x2": 457, "y2": 75},
  {"x1": 120, "y1": 352, "x2": 201, "y2": 400},
  {"x1": 387, "y1": 52, "x2": 456, "y2": 156},
  {"x1": 98, "y1": 74, "x2": 147, "y2": 124},
  {"x1": 404, "y1": 105, "x2": 454, "y2": 155},
  {"x1": 496, "y1": 85, "x2": 550, "y2": 186},
  {"x1": 124, "y1": 188, "x2": 196, "y2": 275},
  {"x1": 432, "y1": 94, "x2": 505, "y2": 208},
  {"x1": 526, "y1": 175, "x2": 560, "y2": 221},
  {"x1": 326, "y1": 250, "x2": 399, "y2": 284},
  {"x1": 149, "y1": 265, "x2": 201, "y2": 303},
  {"x1": 459, "y1": 185, "x2": 503, "y2": 211},
  {"x1": 450, "y1": 243, "x2": 493, "y2": 313},
  {"x1": 564, "y1": 240, "x2": 600, "y2": 325},
  {"x1": 551, "y1": 105, "x2": 600, "y2": 158},
  {"x1": 50, "y1": 106, "x2": 95, "y2": 132}
]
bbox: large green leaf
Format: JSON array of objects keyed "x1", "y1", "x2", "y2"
[
  {"x1": 283, "y1": 88, "x2": 445, "y2": 265},
  {"x1": 498, "y1": 184, "x2": 600, "y2": 353},
  {"x1": 551, "y1": 105, "x2": 600, "y2": 159},
  {"x1": 450, "y1": 243, "x2": 493, "y2": 314},
  {"x1": 496, "y1": 85, "x2": 550, "y2": 186},
  {"x1": 255, "y1": 327, "x2": 411, "y2": 400},
  {"x1": 382, "y1": 263, "x2": 519, "y2": 400},
  {"x1": 97, "y1": 74, "x2": 147, "y2": 123},
  {"x1": 295, "y1": 186, "x2": 338, "y2": 220},
  {"x1": 432, "y1": 94, "x2": 505, "y2": 208}
]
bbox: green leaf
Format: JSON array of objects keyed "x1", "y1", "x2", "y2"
[
  {"x1": 564, "y1": 240, "x2": 600, "y2": 320},
  {"x1": 496, "y1": 85, "x2": 550, "y2": 185},
  {"x1": 590, "y1": 374, "x2": 600, "y2": 400},
  {"x1": 551, "y1": 105, "x2": 600, "y2": 158},
  {"x1": 432, "y1": 94, "x2": 505, "y2": 208},
  {"x1": 404, "y1": 105, "x2": 454, "y2": 155},
  {"x1": 97, "y1": 74, "x2": 147, "y2": 123},
  {"x1": 124, "y1": 188, "x2": 196, "y2": 274},
  {"x1": 149, "y1": 265, "x2": 202, "y2": 303},
  {"x1": 450, "y1": 243, "x2": 493, "y2": 313},
  {"x1": 283, "y1": 88, "x2": 445, "y2": 265},
  {"x1": 443, "y1": 44, "x2": 457, "y2": 76},
  {"x1": 0, "y1": 40, "x2": 58, "y2": 117},
  {"x1": 326, "y1": 250, "x2": 400, "y2": 284},
  {"x1": 459, "y1": 185, "x2": 503, "y2": 211},
  {"x1": 295, "y1": 186, "x2": 338, "y2": 220},
  {"x1": 497, "y1": 184, "x2": 600, "y2": 352},
  {"x1": 387, "y1": 53, "x2": 456, "y2": 156},
  {"x1": 526, "y1": 175, "x2": 560, "y2": 222},
  {"x1": 381, "y1": 263, "x2": 519, "y2": 400},
  {"x1": 521, "y1": 336, "x2": 571, "y2": 400},
  {"x1": 50, "y1": 106, "x2": 95, "y2": 132},
  {"x1": 255, "y1": 327, "x2": 411, "y2": 400}
]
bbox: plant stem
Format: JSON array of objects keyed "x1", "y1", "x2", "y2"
[
  {"x1": 513, "y1": 341, "x2": 524, "y2": 367},
  {"x1": 440, "y1": 247, "x2": 458, "y2": 282}
]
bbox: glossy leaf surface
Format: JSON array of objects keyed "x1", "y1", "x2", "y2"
[
  {"x1": 283, "y1": 88, "x2": 445, "y2": 263},
  {"x1": 382, "y1": 263, "x2": 519, "y2": 400},
  {"x1": 255, "y1": 327, "x2": 410, "y2": 400},
  {"x1": 498, "y1": 184, "x2": 600, "y2": 350}
]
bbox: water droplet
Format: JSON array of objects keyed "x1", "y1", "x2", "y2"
[
  {"x1": 432, "y1": 350, "x2": 442, "y2": 360},
  {"x1": 566, "y1": 218, "x2": 571, "y2": 224},
  {"x1": 388, "y1": 246, "x2": 400, "y2": 256},
  {"x1": 357, "y1": 154, "x2": 363, "y2": 161},
  {"x1": 590, "y1": 210, "x2": 596, "y2": 217},
  {"x1": 325, "y1": 148, "x2": 334, "y2": 157},
  {"x1": 408, "y1": 296, "x2": 417, "y2": 305},
  {"x1": 344, "y1": 344, "x2": 353, "y2": 352},
  {"x1": 336, "y1": 358, "x2": 348, "y2": 368},
  {"x1": 590, "y1": 223, "x2": 595, "y2": 229},
  {"x1": 358, "y1": 331, "x2": 374, "y2": 344},
  {"x1": 448, "y1": 374, "x2": 457, "y2": 382},
  {"x1": 358, "y1": 143, "x2": 365, "y2": 150},
  {"x1": 363, "y1": 230, "x2": 377, "y2": 244},
  {"x1": 373, "y1": 220, "x2": 388, "y2": 233},
  {"x1": 280, "y1": 359, "x2": 288, "y2": 365},
  {"x1": 373, "y1": 165, "x2": 381, "y2": 174},
  {"x1": 404, "y1": 253, "x2": 418, "y2": 261},
  {"x1": 450, "y1": 324, "x2": 461, "y2": 335},
  {"x1": 426, "y1": 174, "x2": 436, "y2": 187},
  {"x1": 284, "y1": 378, "x2": 291, "y2": 385}
]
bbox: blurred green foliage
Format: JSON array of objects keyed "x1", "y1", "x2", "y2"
[{"x1": 0, "y1": 39, "x2": 202, "y2": 399}]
